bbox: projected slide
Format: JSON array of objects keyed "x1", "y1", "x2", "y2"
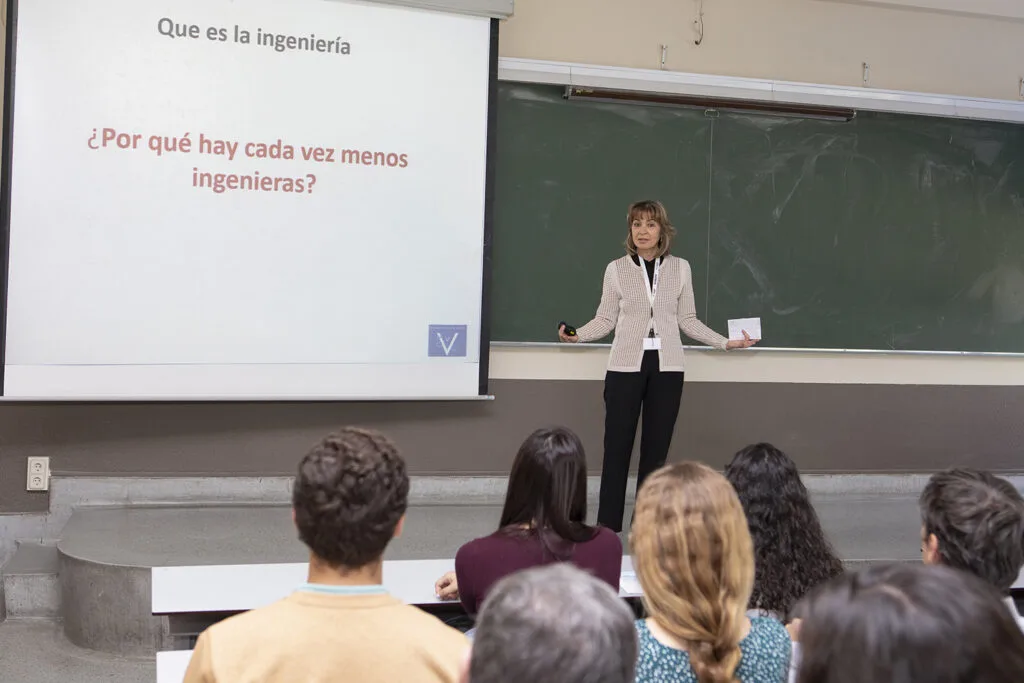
[{"x1": 4, "y1": 0, "x2": 491, "y2": 399}]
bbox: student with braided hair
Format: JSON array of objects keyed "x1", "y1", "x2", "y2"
[{"x1": 631, "y1": 462, "x2": 790, "y2": 683}]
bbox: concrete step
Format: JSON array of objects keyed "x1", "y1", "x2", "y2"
[
  {"x1": 55, "y1": 493, "x2": 931, "y2": 655},
  {"x1": 2, "y1": 541, "x2": 61, "y2": 620}
]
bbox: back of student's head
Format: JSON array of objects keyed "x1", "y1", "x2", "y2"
[
  {"x1": 919, "y1": 467, "x2": 1024, "y2": 594},
  {"x1": 725, "y1": 443, "x2": 844, "y2": 618},
  {"x1": 796, "y1": 562, "x2": 1024, "y2": 683},
  {"x1": 468, "y1": 564, "x2": 637, "y2": 683},
  {"x1": 292, "y1": 427, "x2": 408, "y2": 568},
  {"x1": 498, "y1": 426, "x2": 595, "y2": 549},
  {"x1": 631, "y1": 462, "x2": 754, "y2": 683}
]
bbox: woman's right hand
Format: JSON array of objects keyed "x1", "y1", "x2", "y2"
[
  {"x1": 558, "y1": 324, "x2": 579, "y2": 343},
  {"x1": 435, "y1": 571, "x2": 459, "y2": 600}
]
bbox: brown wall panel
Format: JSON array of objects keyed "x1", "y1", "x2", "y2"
[
  {"x1": 2, "y1": 380, "x2": 1023, "y2": 514},
  {"x1": 678, "y1": 383, "x2": 1024, "y2": 472}
]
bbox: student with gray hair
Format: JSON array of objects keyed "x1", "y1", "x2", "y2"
[{"x1": 462, "y1": 564, "x2": 638, "y2": 683}]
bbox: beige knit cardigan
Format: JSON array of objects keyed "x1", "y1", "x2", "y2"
[{"x1": 575, "y1": 255, "x2": 728, "y2": 372}]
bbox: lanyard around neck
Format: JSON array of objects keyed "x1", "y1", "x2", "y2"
[{"x1": 639, "y1": 256, "x2": 661, "y2": 306}]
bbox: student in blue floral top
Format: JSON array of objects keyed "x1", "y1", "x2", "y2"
[{"x1": 630, "y1": 462, "x2": 791, "y2": 683}]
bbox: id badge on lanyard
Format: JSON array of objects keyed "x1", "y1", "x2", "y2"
[{"x1": 640, "y1": 257, "x2": 661, "y2": 350}]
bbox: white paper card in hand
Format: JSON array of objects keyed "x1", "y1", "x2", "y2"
[{"x1": 728, "y1": 317, "x2": 761, "y2": 341}]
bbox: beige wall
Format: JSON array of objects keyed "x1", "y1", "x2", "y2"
[
  {"x1": 499, "y1": 0, "x2": 1024, "y2": 101},
  {"x1": 820, "y1": 0, "x2": 1024, "y2": 21},
  {"x1": 490, "y1": 346, "x2": 1024, "y2": 385}
]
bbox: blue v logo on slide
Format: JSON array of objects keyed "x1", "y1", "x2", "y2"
[{"x1": 428, "y1": 325, "x2": 467, "y2": 357}]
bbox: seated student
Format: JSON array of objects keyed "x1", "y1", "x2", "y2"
[
  {"x1": 435, "y1": 427, "x2": 622, "y2": 615},
  {"x1": 462, "y1": 564, "x2": 638, "y2": 683},
  {"x1": 919, "y1": 467, "x2": 1024, "y2": 629},
  {"x1": 183, "y1": 427, "x2": 468, "y2": 683},
  {"x1": 724, "y1": 443, "x2": 844, "y2": 620},
  {"x1": 795, "y1": 563, "x2": 1024, "y2": 683},
  {"x1": 632, "y1": 462, "x2": 791, "y2": 683}
]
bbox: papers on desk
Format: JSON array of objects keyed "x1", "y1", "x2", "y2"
[
  {"x1": 157, "y1": 651, "x2": 193, "y2": 683},
  {"x1": 728, "y1": 317, "x2": 762, "y2": 341},
  {"x1": 619, "y1": 571, "x2": 642, "y2": 596}
]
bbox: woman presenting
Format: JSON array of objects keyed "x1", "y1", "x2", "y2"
[{"x1": 559, "y1": 200, "x2": 758, "y2": 532}]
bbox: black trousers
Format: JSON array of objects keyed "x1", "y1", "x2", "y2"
[{"x1": 597, "y1": 350, "x2": 684, "y2": 532}]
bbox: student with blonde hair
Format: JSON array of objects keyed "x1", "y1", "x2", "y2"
[{"x1": 631, "y1": 462, "x2": 791, "y2": 683}]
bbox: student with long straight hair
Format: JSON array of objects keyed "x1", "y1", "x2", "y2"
[
  {"x1": 434, "y1": 427, "x2": 622, "y2": 615},
  {"x1": 796, "y1": 563, "x2": 1024, "y2": 683},
  {"x1": 724, "y1": 443, "x2": 844, "y2": 620},
  {"x1": 631, "y1": 462, "x2": 790, "y2": 683}
]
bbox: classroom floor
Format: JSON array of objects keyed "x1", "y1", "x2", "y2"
[
  {"x1": 0, "y1": 491, "x2": 924, "y2": 683},
  {"x1": 0, "y1": 620, "x2": 152, "y2": 683}
]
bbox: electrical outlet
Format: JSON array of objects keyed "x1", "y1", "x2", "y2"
[{"x1": 26, "y1": 456, "x2": 50, "y2": 491}]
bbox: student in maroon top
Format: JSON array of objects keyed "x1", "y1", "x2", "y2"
[{"x1": 434, "y1": 426, "x2": 623, "y2": 616}]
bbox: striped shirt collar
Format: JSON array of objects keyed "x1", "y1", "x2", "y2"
[{"x1": 297, "y1": 583, "x2": 388, "y2": 596}]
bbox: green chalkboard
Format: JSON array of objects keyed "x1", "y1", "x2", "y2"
[{"x1": 491, "y1": 83, "x2": 1024, "y2": 352}]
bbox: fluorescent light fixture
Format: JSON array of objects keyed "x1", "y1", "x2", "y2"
[
  {"x1": 564, "y1": 85, "x2": 857, "y2": 122},
  {"x1": 498, "y1": 58, "x2": 1024, "y2": 124}
]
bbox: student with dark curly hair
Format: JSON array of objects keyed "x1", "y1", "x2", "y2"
[
  {"x1": 725, "y1": 443, "x2": 844, "y2": 620},
  {"x1": 184, "y1": 427, "x2": 468, "y2": 683}
]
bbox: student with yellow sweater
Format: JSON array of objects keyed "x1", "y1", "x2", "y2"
[{"x1": 183, "y1": 427, "x2": 468, "y2": 683}]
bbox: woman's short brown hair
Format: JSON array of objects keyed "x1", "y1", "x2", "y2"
[{"x1": 625, "y1": 200, "x2": 677, "y2": 258}]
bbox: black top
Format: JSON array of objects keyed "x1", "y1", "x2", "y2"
[
  {"x1": 631, "y1": 254, "x2": 658, "y2": 284},
  {"x1": 632, "y1": 254, "x2": 659, "y2": 339}
]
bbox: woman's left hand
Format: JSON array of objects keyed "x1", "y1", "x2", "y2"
[
  {"x1": 726, "y1": 330, "x2": 759, "y2": 350},
  {"x1": 435, "y1": 571, "x2": 460, "y2": 600}
]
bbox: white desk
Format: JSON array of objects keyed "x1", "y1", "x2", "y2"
[
  {"x1": 153, "y1": 556, "x2": 640, "y2": 683},
  {"x1": 157, "y1": 650, "x2": 193, "y2": 683},
  {"x1": 153, "y1": 558, "x2": 458, "y2": 613},
  {"x1": 152, "y1": 556, "x2": 639, "y2": 614}
]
